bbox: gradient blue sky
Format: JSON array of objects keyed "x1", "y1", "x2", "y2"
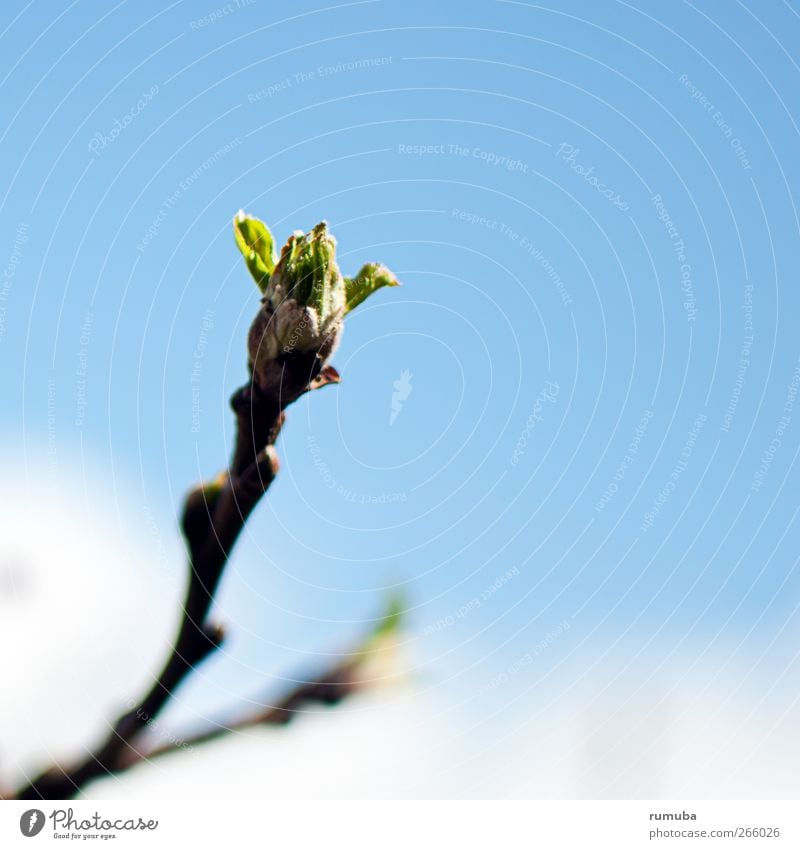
[{"x1": 2, "y1": 0, "x2": 800, "y2": 794}]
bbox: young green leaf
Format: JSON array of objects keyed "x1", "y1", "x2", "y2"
[
  {"x1": 233, "y1": 211, "x2": 276, "y2": 292},
  {"x1": 343, "y1": 262, "x2": 400, "y2": 314},
  {"x1": 371, "y1": 591, "x2": 405, "y2": 641}
]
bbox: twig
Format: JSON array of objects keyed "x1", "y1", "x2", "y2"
[
  {"x1": 122, "y1": 655, "x2": 365, "y2": 768},
  {"x1": 14, "y1": 351, "x2": 339, "y2": 800},
  {"x1": 10, "y1": 212, "x2": 401, "y2": 801},
  {"x1": 116, "y1": 604, "x2": 401, "y2": 770}
]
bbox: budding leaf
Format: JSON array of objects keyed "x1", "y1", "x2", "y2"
[
  {"x1": 372, "y1": 591, "x2": 405, "y2": 640},
  {"x1": 240, "y1": 213, "x2": 402, "y2": 390},
  {"x1": 234, "y1": 211, "x2": 275, "y2": 292},
  {"x1": 267, "y1": 222, "x2": 343, "y2": 321},
  {"x1": 349, "y1": 592, "x2": 406, "y2": 684},
  {"x1": 344, "y1": 263, "x2": 400, "y2": 314}
]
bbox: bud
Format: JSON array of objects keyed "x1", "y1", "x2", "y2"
[
  {"x1": 260, "y1": 221, "x2": 346, "y2": 359},
  {"x1": 235, "y1": 213, "x2": 399, "y2": 391}
]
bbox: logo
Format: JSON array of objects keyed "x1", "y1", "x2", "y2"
[
  {"x1": 390, "y1": 369, "x2": 413, "y2": 425},
  {"x1": 20, "y1": 809, "x2": 45, "y2": 837}
]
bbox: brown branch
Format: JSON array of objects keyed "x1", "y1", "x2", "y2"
[
  {"x1": 9, "y1": 211, "x2": 401, "y2": 802},
  {"x1": 115, "y1": 626, "x2": 395, "y2": 770},
  {"x1": 13, "y1": 351, "x2": 341, "y2": 801}
]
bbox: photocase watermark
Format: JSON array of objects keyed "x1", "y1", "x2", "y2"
[
  {"x1": 500, "y1": 222, "x2": 573, "y2": 307},
  {"x1": 452, "y1": 208, "x2": 572, "y2": 307},
  {"x1": 87, "y1": 85, "x2": 158, "y2": 156},
  {"x1": 307, "y1": 435, "x2": 407, "y2": 503},
  {"x1": 452, "y1": 208, "x2": 500, "y2": 230},
  {"x1": 397, "y1": 143, "x2": 529, "y2": 173},
  {"x1": 248, "y1": 56, "x2": 393, "y2": 102},
  {"x1": 0, "y1": 221, "x2": 28, "y2": 344},
  {"x1": 721, "y1": 283, "x2": 753, "y2": 433},
  {"x1": 450, "y1": 143, "x2": 529, "y2": 173},
  {"x1": 19, "y1": 807, "x2": 159, "y2": 837},
  {"x1": 555, "y1": 143, "x2": 629, "y2": 210},
  {"x1": 74, "y1": 312, "x2": 93, "y2": 428},
  {"x1": 751, "y1": 356, "x2": 800, "y2": 494},
  {"x1": 678, "y1": 73, "x2": 752, "y2": 170},
  {"x1": 123, "y1": 696, "x2": 194, "y2": 754},
  {"x1": 19, "y1": 809, "x2": 45, "y2": 837},
  {"x1": 390, "y1": 369, "x2": 413, "y2": 425},
  {"x1": 190, "y1": 0, "x2": 255, "y2": 30},
  {"x1": 511, "y1": 380, "x2": 560, "y2": 465},
  {"x1": 594, "y1": 409, "x2": 654, "y2": 513},
  {"x1": 481, "y1": 621, "x2": 571, "y2": 692},
  {"x1": 422, "y1": 566, "x2": 520, "y2": 636},
  {"x1": 190, "y1": 308, "x2": 215, "y2": 433},
  {"x1": 137, "y1": 137, "x2": 242, "y2": 252},
  {"x1": 640, "y1": 412, "x2": 707, "y2": 532},
  {"x1": 652, "y1": 194, "x2": 697, "y2": 322}
]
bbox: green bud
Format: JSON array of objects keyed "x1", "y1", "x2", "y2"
[
  {"x1": 237, "y1": 214, "x2": 400, "y2": 390},
  {"x1": 265, "y1": 221, "x2": 345, "y2": 329}
]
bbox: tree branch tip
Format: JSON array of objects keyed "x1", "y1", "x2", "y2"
[{"x1": 308, "y1": 364, "x2": 341, "y2": 391}]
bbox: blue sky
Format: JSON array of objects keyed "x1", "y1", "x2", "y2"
[{"x1": 2, "y1": 0, "x2": 800, "y2": 794}]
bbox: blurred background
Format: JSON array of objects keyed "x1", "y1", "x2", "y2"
[{"x1": 1, "y1": 0, "x2": 800, "y2": 798}]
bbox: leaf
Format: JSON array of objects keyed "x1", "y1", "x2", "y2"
[
  {"x1": 233, "y1": 211, "x2": 276, "y2": 292},
  {"x1": 372, "y1": 591, "x2": 405, "y2": 640},
  {"x1": 347, "y1": 592, "x2": 406, "y2": 684},
  {"x1": 343, "y1": 262, "x2": 400, "y2": 314}
]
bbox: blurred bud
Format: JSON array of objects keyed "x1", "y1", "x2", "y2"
[{"x1": 351, "y1": 592, "x2": 407, "y2": 689}]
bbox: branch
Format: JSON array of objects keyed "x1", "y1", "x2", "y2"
[
  {"x1": 13, "y1": 353, "x2": 339, "y2": 801},
  {"x1": 116, "y1": 599, "x2": 402, "y2": 770},
  {"x1": 10, "y1": 212, "x2": 399, "y2": 801},
  {"x1": 123, "y1": 657, "x2": 366, "y2": 768}
]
